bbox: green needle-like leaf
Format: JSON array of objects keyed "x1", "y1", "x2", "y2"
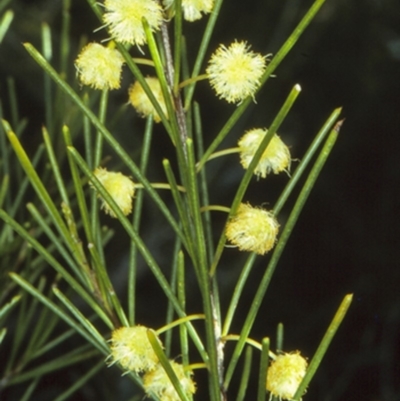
[
  {"x1": 257, "y1": 338, "x2": 270, "y2": 401},
  {"x1": 292, "y1": 294, "x2": 353, "y2": 400},
  {"x1": 147, "y1": 329, "x2": 191, "y2": 401},
  {"x1": 2, "y1": 120, "x2": 84, "y2": 266},
  {"x1": 53, "y1": 287, "x2": 109, "y2": 352},
  {"x1": 9, "y1": 273, "x2": 109, "y2": 355},
  {"x1": 0, "y1": 294, "x2": 20, "y2": 323},
  {"x1": 0, "y1": 216, "x2": 113, "y2": 328},
  {"x1": 0, "y1": 9, "x2": 13, "y2": 44},
  {"x1": 129, "y1": 116, "x2": 154, "y2": 325},
  {"x1": 236, "y1": 346, "x2": 253, "y2": 401}
]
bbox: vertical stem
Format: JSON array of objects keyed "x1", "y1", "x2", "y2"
[
  {"x1": 160, "y1": 18, "x2": 224, "y2": 400},
  {"x1": 211, "y1": 288, "x2": 226, "y2": 401},
  {"x1": 161, "y1": 22, "x2": 188, "y2": 158},
  {"x1": 186, "y1": 139, "x2": 222, "y2": 401},
  {"x1": 160, "y1": 21, "x2": 188, "y2": 155}
]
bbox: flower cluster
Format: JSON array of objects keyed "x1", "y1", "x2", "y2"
[
  {"x1": 225, "y1": 203, "x2": 279, "y2": 255},
  {"x1": 75, "y1": 43, "x2": 124, "y2": 90},
  {"x1": 143, "y1": 361, "x2": 196, "y2": 401},
  {"x1": 109, "y1": 326, "x2": 160, "y2": 373},
  {"x1": 103, "y1": 0, "x2": 163, "y2": 46},
  {"x1": 109, "y1": 326, "x2": 196, "y2": 401},
  {"x1": 90, "y1": 167, "x2": 135, "y2": 218},
  {"x1": 238, "y1": 128, "x2": 291, "y2": 178},
  {"x1": 266, "y1": 352, "x2": 308, "y2": 400},
  {"x1": 128, "y1": 77, "x2": 168, "y2": 122},
  {"x1": 207, "y1": 41, "x2": 267, "y2": 103},
  {"x1": 163, "y1": 0, "x2": 214, "y2": 21}
]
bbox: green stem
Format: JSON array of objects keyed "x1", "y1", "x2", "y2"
[
  {"x1": 162, "y1": 159, "x2": 196, "y2": 260},
  {"x1": 236, "y1": 346, "x2": 253, "y2": 401},
  {"x1": 194, "y1": 102, "x2": 215, "y2": 264},
  {"x1": 276, "y1": 323, "x2": 284, "y2": 353},
  {"x1": 177, "y1": 252, "x2": 189, "y2": 366},
  {"x1": 173, "y1": 0, "x2": 183, "y2": 93},
  {"x1": 185, "y1": 139, "x2": 222, "y2": 401},
  {"x1": 129, "y1": 116, "x2": 154, "y2": 325},
  {"x1": 42, "y1": 127, "x2": 69, "y2": 206},
  {"x1": 222, "y1": 253, "x2": 257, "y2": 336},
  {"x1": 144, "y1": 18, "x2": 180, "y2": 147},
  {"x1": 257, "y1": 338, "x2": 270, "y2": 401}
]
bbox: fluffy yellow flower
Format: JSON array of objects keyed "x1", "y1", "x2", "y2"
[
  {"x1": 109, "y1": 326, "x2": 161, "y2": 373},
  {"x1": 143, "y1": 361, "x2": 196, "y2": 401},
  {"x1": 206, "y1": 41, "x2": 267, "y2": 103},
  {"x1": 266, "y1": 352, "x2": 308, "y2": 400},
  {"x1": 91, "y1": 167, "x2": 135, "y2": 218},
  {"x1": 75, "y1": 43, "x2": 124, "y2": 90},
  {"x1": 103, "y1": 0, "x2": 163, "y2": 46},
  {"x1": 238, "y1": 128, "x2": 291, "y2": 178},
  {"x1": 128, "y1": 77, "x2": 168, "y2": 123},
  {"x1": 225, "y1": 203, "x2": 279, "y2": 255},
  {"x1": 163, "y1": 0, "x2": 214, "y2": 21}
]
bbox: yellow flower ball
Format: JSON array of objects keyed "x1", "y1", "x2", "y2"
[
  {"x1": 103, "y1": 0, "x2": 163, "y2": 46},
  {"x1": 128, "y1": 77, "x2": 168, "y2": 123},
  {"x1": 225, "y1": 203, "x2": 279, "y2": 255},
  {"x1": 75, "y1": 43, "x2": 125, "y2": 90},
  {"x1": 266, "y1": 352, "x2": 308, "y2": 400},
  {"x1": 163, "y1": 0, "x2": 214, "y2": 21},
  {"x1": 91, "y1": 167, "x2": 135, "y2": 218},
  {"x1": 238, "y1": 128, "x2": 291, "y2": 178},
  {"x1": 206, "y1": 41, "x2": 267, "y2": 103},
  {"x1": 143, "y1": 361, "x2": 196, "y2": 401},
  {"x1": 109, "y1": 326, "x2": 161, "y2": 373}
]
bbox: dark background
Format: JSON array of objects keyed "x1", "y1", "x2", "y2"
[{"x1": 1, "y1": 0, "x2": 399, "y2": 400}]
